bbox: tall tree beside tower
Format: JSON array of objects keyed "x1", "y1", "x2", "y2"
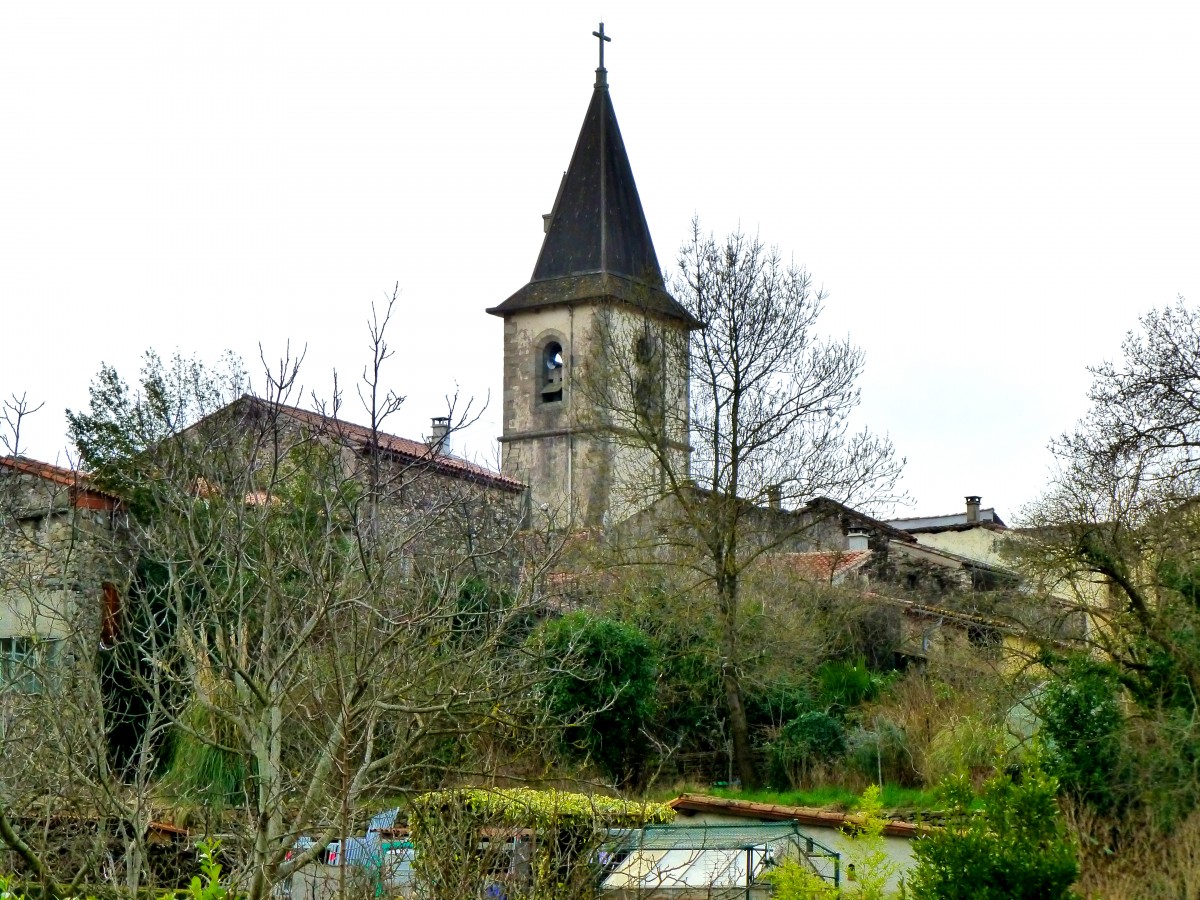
[
  {"x1": 595, "y1": 221, "x2": 903, "y2": 788},
  {"x1": 682, "y1": 222, "x2": 902, "y2": 788}
]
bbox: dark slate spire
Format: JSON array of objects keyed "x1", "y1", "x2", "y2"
[{"x1": 488, "y1": 32, "x2": 698, "y2": 327}]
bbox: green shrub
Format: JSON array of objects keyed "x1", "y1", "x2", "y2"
[
  {"x1": 174, "y1": 841, "x2": 229, "y2": 900},
  {"x1": 1128, "y1": 708, "x2": 1200, "y2": 828},
  {"x1": 653, "y1": 644, "x2": 724, "y2": 751},
  {"x1": 0, "y1": 873, "x2": 27, "y2": 900},
  {"x1": 160, "y1": 680, "x2": 247, "y2": 811},
  {"x1": 908, "y1": 767, "x2": 1078, "y2": 900},
  {"x1": 923, "y1": 715, "x2": 1004, "y2": 784},
  {"x1": 745, "y1": 677, "x2": 814, "y2": 729},
  {"x1": 1038, "y1": 657, "x2": 1127, "y2": 814},
  {"x1": 538, "y1": 613, "x2": 658, "y2": 786},
  {"x1": 844, "y1": 784, "x2": 899, "y2": 900},
  {"x1": 760, "y1": 859, "x2": 838, "y2": 899},
  {"x1": 817, "y1": 657, "x2": 882, "y2": 713},
  {"x1": 769, "y1": 711, "x2": 847, "y2": 789}
]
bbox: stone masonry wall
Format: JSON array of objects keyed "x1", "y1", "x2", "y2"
[{"x1": 0, "y1": 468, "x2": 126, "y2": 640}]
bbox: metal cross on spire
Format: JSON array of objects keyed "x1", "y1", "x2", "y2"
[{"x1": 592, "y1": 22, "x2": 611, "y2": 70}]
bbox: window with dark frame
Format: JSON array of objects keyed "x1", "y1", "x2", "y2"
[{"x1": 0, "y1": 636, "x2": 60, "y2": 693}]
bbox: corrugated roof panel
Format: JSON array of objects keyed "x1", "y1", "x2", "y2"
[
  {"x1": 368, "y1": 808, "x2": 400, "y2": 833},
  {"x1": 603, "y1": 846, "x2": 770, "y2": 889},
  {"x1": 340, "y1": 835, "x2": 383, "y2": 868},
  {"x1": 887, "y1": 509, "x2": 1002, "y2": 530},
  {"x1": 634, "y1": 823, "x2": 807, "y2": 850}
]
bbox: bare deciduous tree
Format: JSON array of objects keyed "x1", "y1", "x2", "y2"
[
  {"x1": 1, "y1": 413, "x2": 166, "y2": 898},
  {"x1": 586, "y1": 220, "x2": 903, "y2": 788},
  {"x1": 1, "y1": 393, "x2": 44, "y2": 457},
  {"x1": 1015, "y1": 296, "x2": 1200, "y2": 707},
  {"x1": 3, "y1": 300, "x2": 560, "y2": 900}
]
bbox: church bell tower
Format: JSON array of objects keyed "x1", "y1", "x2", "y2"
[{"x1": 487, "y1": 25, "x2": 698, "y2": 529}]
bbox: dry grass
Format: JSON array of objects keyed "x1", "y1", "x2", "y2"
[
  {"x1": 855, "y1": 662, "x2": 1023, "y2": 787},
  {"x1": 1067, "y1": 801, "x2": 1200, "y2": 899}
]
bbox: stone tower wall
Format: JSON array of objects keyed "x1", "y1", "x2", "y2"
[{"x1": 500, "y1": 302, "x2": 690, "y2": 528}]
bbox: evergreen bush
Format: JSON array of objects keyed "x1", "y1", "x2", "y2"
[
  {"x1": 769, "y1": 711, "x2": 847, "y2": 789},
  {"x1": 538, "y1": 613, "x2": 658, "y2": 786},
  {"x1": 1038, "y1": 658, "x2": 1127, "y2": 815},
  {"x1": 908, "y1": 767, "x2": 1079, "y2": 900},
  {"x1": 817, "y1": 657, "x2": 883, "y2": 713}
]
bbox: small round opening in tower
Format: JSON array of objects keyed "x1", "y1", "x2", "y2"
[{"x1": 541, "y1": 341, "x2": 564, "y2": 403}]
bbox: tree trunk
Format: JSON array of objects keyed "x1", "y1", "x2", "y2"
[
  {"x1": 247, "y1": 698, "x2": 283, "y2": 900},
  {"x1": 723, "y1": 668, "x2": 758, "y2": 789},
  {"x1": 718, "y1": 576, "x2": 758, "y2": 789},
  {"x1": 124, "y1": 836, "x2": 143, "y2": 897}
]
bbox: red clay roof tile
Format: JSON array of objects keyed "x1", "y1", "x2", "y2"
[
  {"x1": 0, "y1": 455, "x2": 121, "y2": 504},
  {"x1": 239, "y1": 397, "x2": 525, "y2": 493},
  {"x1": 668, "y1": 793, "x2": 927, "y2": 838},
  {"x1": 769, "y1": 550, "x2": 873, "y2": 582}
]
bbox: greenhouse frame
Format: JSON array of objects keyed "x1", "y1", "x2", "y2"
[{"x1": 600, "y1": 822, "x2": 840, "y2": 900}]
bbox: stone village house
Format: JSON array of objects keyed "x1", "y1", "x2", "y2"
[
  {"x1": 0, "y1": 395, "x2": 529, "y2": 690},
  {"x1": 0, "y1": 456, "x2": 127, "y2": 686}
]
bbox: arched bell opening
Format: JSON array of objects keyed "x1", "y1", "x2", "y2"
[{"x1": 540, "y1": 340, "x2": 564, "y2": 403}]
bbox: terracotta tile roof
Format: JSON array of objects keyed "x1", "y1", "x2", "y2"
[
  {"x1": 193, "y1": 478, "x2": 279, "y2": 507},
  {"x1": 867, "y1": 590, "x2": 1029, "y2": 638},
  {"x1": 869, "y1": 589, "x2": 1085, "y2": 651},
  {"x1": 148, "y1": 820, "x2": 189, "y2": 837},
  {"x1": 886, "y1": 539, "x2": 1018, "y2": 577},
  {"x1": 668, "y1": 793, "x2": 926, "y2": 838},
  {"x1": 237, "y1": 397, "x2": 525, "y2": 493},
  {"x1": 769, "y1": 550, "x2": 873, "y2": 582},
  {"x1": 0, "y1": 455, "x2": 121, "y2": 504}
]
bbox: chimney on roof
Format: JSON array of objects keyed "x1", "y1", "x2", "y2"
[
  {"x1": 965, "y1": 495, "x2": 981, "y2": 524},
  {"x1": 847, "y1": 529, "x2": 870, "y2": 552},
  {"x1": 429, "y1": 416, "x2": 451, "y2": 454},
  {"x1": 766, "y1": 484, "x2": 782, "y2": 511}
]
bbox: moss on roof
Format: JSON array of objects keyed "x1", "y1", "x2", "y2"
[{"x1": 411, "y1": 788, "x2": 674, "y2": 829}]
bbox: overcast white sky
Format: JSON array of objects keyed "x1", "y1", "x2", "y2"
[{"x1": 2, "y1": 1, "x2": 1198, "y2": 521}]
